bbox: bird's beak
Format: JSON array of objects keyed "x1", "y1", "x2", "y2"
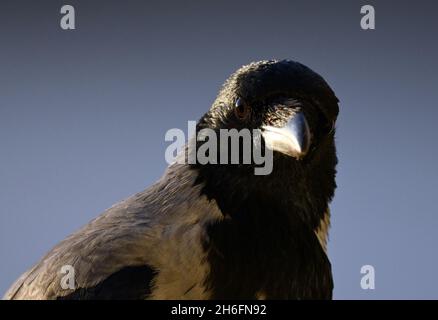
[{"x1": 262, "y1": 111, "x2": 311, "y2": 159}]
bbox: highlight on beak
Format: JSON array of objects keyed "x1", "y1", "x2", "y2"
[{"x1": 262, "y1": 111, "x2": 311, "y2": 159}]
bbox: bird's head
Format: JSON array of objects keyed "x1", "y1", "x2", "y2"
[{"x1": 193, "y1": 60, "x2": 339, "y2": 219}]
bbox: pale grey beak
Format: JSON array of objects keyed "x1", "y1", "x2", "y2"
[{"x1": 262, "y1": 112, "x2": 311, "y2": 159}]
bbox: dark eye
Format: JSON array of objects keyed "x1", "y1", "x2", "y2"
[{"x1": 234, "y1": 98, "x2": 251, "y2": 120}]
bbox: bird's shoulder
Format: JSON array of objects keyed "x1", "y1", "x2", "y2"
[
  {"x1": 4, "y1": 190, "x2": 154, "y2": 299},
  {"x1": 5, "y1": 164, "x2": 223, "y2": 300}
]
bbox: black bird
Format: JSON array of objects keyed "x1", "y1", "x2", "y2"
[{"x1": 4, "y1": 60, "x2": 339, "y2": 300}]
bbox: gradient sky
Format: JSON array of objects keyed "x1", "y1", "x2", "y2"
[{"x1": 1, "y1": 0, "x2": 437, "y2": 299}]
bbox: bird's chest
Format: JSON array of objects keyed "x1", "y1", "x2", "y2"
[{"x1": 203, "y1": 205, "x2": 333, "y2": 299}]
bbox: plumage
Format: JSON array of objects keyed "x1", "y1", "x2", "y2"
[
  {"x1": 5, "y1": 164, "x2": 222, "y2": 299},
  {"x1": 4, "y1": 60, "x2": 339, "y2": 300}
]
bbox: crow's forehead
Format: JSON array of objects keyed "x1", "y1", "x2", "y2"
[{"x1": 218, "y1": 60, "x2": 339, "y2": 122}]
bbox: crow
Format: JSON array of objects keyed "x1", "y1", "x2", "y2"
[{"x1": 4, "y1": 60, "x2": 339, "y2": 300}]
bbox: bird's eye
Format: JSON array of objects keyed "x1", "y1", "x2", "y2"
[{"x1": 234, "y1": 98, "x2": 251, "y2": 120}]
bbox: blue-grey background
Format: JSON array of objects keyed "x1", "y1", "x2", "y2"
[{"x1": 1, "y1": 0, "x2": 437, "y2": 299}]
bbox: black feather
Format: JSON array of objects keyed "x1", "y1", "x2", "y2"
[{"x1": 58, "y1": 265, "x2": 156, "y2": 300}]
